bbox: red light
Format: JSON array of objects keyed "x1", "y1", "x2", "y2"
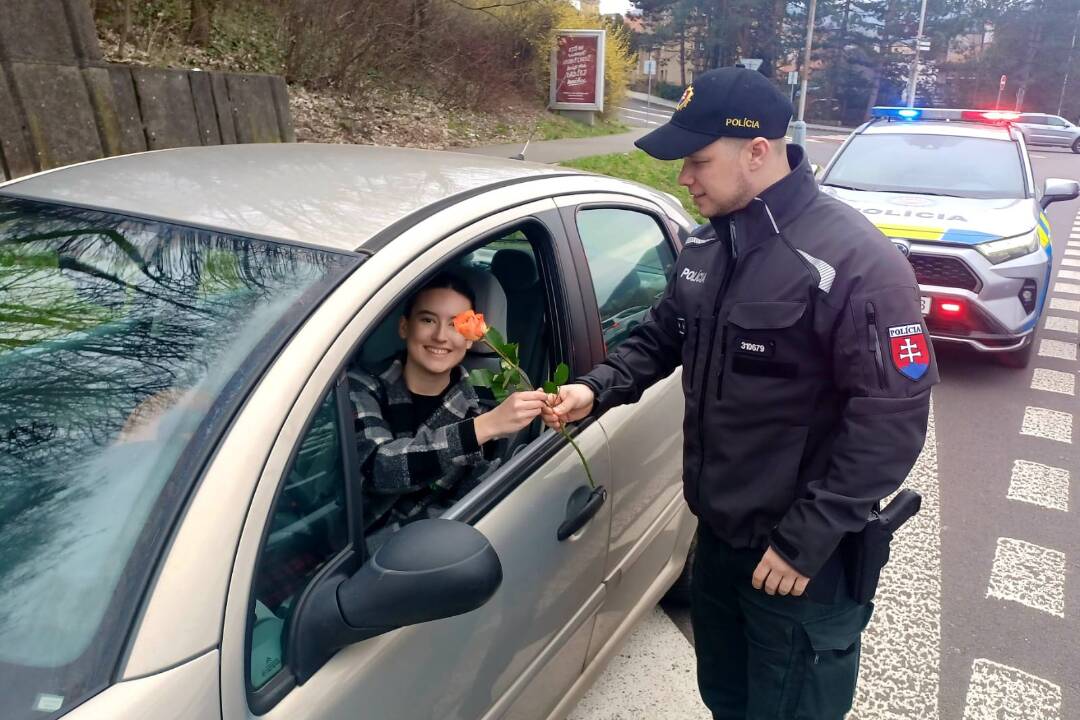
[
  {"x1": 961, "y1": 110, "x2": 1019, "y2": 124},
  {"x1": 939, "y1": 301, "x2": 964, "y2": 314}
]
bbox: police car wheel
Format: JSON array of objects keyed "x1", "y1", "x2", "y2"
[
  {"x1": 664, "y1": 534, "x2": 696, "y2": 605},
  {"x1": 997, "y1": 339, "x2": 1035, "y2": 368},
  {"x1": 1072, "y1": 137, "x2": 1080, "y2": 154}
]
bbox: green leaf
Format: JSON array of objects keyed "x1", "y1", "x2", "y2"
[
  {"x1": 542, "y1": 381, "x2": 558, "y2": 394},
  {"x1": 484, "y1": 326, "x2": 506, "y2": 350},
  {"x1": 553, "y1": 362, "x2": 570, "y2": 386},
  {"x1": 503, "y1": 342, "x2": 520, "y2": 365},
  {"x1": 468, "y1": 368, "x2": 494, "y2": 388}
]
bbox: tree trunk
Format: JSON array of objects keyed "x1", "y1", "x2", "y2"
[
  {"x1": 680, "y1": 25, "x2": 687, "y2": 86},
  {"x1": 1014, "y1": 1, "x2": 1043, "y2": 111},
  {"x1": 865, "y1": 0, "x2": 898, "y2": 117},
  {"x1": 187, "y1": 0, "x2": 214, "y2": 47},
  {"x1": 120, "y1": 0, "x2": 132, "y2": 57}
]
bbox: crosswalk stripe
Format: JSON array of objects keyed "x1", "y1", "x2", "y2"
[
  {"x1": 852, "y1": 400, "x2": 941, "y2": 719},
  {"x1": 986, "y1": 538, "x2": 1066, "y2": 617},
  {"x1": 1030, "y1": 367, "x2": 1076, "y2": 395},
  {"x1": 1049, "y1": 297, "x2": 1080, "y2": 312},
  {"x1": 1064, "y1": 248, "x2": 1080, "y2": 257},
  {"x1": 1008, "y1": 459, "x2": 1070, "y2": 510},
  {"x1": 1053, "y1": 282, "x2": 1080, "y2": 294},
  {"x1": 962, "y1": 659, "x2": 1062, "y2": 720},
  {"x1": 1037, "y1": 338, "x2": 1078, "y2": 361},
  {"x1": 1061, "y1": 258, "x2": 1080, "y2": 267},
  {"x1": 1020, "y1": 405, "x2": 1073, "y2": 443},
  {"x1": 1043, "y1": 315, "x2": 1079, "y2": 334},
  {"x1": 1058, "y1": 269, "x2": 1080, "y2": 281}
]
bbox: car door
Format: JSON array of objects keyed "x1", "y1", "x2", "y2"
[
  {"x1": 1044, "y1": 115, "x2": 1073, "y2": 146},
  {"x1": 218, "y1": 199, "x2": 613, "y2": 720},
  {"x1": 1021, "y1": 114, "x2": 1053, "y2": 145},
  {"x1": 555, "y1": 195, "x2": 688, "y2": 660}
]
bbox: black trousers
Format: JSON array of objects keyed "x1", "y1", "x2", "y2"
[{"x1": 691, "y1": 527, "x2": 873, "y2": 720}]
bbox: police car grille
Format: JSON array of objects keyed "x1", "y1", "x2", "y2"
[{"x1": 908, "y1": 254, "x2": 981, "y2": 292}]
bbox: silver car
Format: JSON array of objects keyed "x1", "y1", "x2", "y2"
[
  {"x1": 1013, "y1": 113, "x2": 1080, "y2": 153},
  {"x1": 820, "y1": 107, "x2": 1080, "y2": 367},
  {"x1": 0, "y1": 145, "x2": 696, "y2": 720}
]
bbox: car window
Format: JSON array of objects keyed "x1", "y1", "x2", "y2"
[
  {"x1": 349, "y1": 224, "x2": 553, "y2": 545},
  {"x1": 249, "y1": 390, "x2": 349, "y2": 691},
  {"x1": 575, "y1": 208, "x2": 676, "y2": 353},
  {"x1": 1047, "y1": 116, "x2": 1068, "y2": 127},
  {"x1": 823, "y1": 133, "x2": 1026, "y2": 199},
  {"x1": 1019, "y1": 114, "x2": 1047, "y2": 125},
  {"x1": 0, "y1": 197, "x2": 356, "y2": 720}
]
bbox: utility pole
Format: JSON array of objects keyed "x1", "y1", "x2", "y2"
[
  {"x1": 1058, "y1": 9, "x2": 1080, "y2": 117},
  {"x1": 792, "y1": 0, "x2": 818, "y2": 146},
  {"x1": 905, "y1": 0, "x2": 930, "y2": 108}
]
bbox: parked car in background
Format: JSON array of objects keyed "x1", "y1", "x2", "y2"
[{"x1": 1013, "y1": 113, "x2": 1080, "y2": 153}]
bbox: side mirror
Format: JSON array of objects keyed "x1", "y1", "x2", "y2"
[
  {"x1": 290, "y1": 519, "x2": 502, "y2": 683},
  {"x1": 1041, "y1": 178, "x2": 1080, "y2": 209}
]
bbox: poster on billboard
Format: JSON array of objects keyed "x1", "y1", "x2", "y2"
[{"x1": 549, "y1": 29, "x2": 606, "y2": 112}]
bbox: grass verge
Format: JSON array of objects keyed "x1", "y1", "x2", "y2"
[
  {"x1": 535, "y1": 113, "x2": 630, "y2": 141},
  {"x1": 560, "y1": 150, "x2": 704, "y2": 222}
]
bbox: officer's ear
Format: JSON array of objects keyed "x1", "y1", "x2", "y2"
[{"x1": 745, "y1": 136, "x2": 773, "y2": 170}]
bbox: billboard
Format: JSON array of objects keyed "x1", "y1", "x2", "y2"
[{"x1": 549, "y1": 29, "x2": 605, "y2": 112}]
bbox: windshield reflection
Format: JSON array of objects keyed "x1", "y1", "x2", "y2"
[{"x1": 0, "y1": 197, "x2": 354, "y2": 720}]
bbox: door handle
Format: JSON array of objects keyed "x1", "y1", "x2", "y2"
[{"x1": 557, "y1": 486, "x2": 607, "y2": 541}]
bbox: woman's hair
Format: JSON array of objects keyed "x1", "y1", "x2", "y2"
[{"x1": 402, "y1": 271, "x2": 476, "y2": 318}]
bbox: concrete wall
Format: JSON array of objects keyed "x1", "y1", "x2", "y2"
[{"x1": 0, "y1": 0, "x2": 294, "y2": 181}]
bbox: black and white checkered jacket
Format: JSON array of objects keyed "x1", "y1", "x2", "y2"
[{"x1": 349, "y1": 357, "x2": 499, "y2": 532}]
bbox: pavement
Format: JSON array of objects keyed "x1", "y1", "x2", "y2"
[{"x1": 523, "y1": 129, "x2": 1080, "y2": 718}]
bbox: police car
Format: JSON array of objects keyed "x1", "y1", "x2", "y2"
[{"x1": 819, "y1": 107, "x2": 1080, "y2": 367}]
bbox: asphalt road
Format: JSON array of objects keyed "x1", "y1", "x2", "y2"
[{"x1": 562, "y1": 138, "x2": 1080, "y2": 718}]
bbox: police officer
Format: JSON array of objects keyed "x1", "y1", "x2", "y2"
[{"x1": 541, "y1": 67, "x2": 938, "y2": 718}]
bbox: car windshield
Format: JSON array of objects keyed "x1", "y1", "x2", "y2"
[
  {"x1": 823, "y1": 133, "x2": 1027, "y2": 199},
  {"x1": 0, "y1": 197, "x2": 356, "y2": 719}
]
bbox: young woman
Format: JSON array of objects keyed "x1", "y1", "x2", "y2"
[{"x1": 350, "y1": 272, "x2": 547, "y2": 538}]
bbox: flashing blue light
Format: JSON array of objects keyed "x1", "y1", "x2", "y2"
[
  {"x1": 871, "y1": 106, "x2": 924, "y2": 120},
  {"x1": 897, "y1": 109, "x2": 921, "y2": 119}
]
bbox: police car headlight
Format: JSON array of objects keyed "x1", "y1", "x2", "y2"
[{"x1": 974, "y1": 232, "x2": 1040, "y2": 265}]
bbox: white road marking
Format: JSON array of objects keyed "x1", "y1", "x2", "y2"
[
  {"x1": 1048, "y1": 297, "x2": 1080, "y2": 312},
  {"x1": 1052, "y1": 282, "x2": 1080, "y2": 294},
  {"x1": 1007, "y1": 459, "x2": 1070, "y2": 511},
  {"x1": 1020, "y1": 406, "x2": 1073, "y2": 443},
  {"x1": 1061, "y1": 258, "x2": 1080, "y2": 267},
  {"x1": 961, "y1": 659, "x2": 1062, "y2": 720},
  {"x1": 1043, "y1": 315, "x2": 1079, "y2": 334},
  {"x1": 1064, "y1": 248, "x2": 1080, "y2": 257},
  {"x1": 568, "y1": 605, "x2": 709, "y2": 720},
  {"x1": 1037, "y1": 338, "x2": 1078, "y2": 361},
  {"x1": 1030, "y1": 367, "x2": 1076, "y2": 395},
  {"x1": 851, "y1": 400, "x2": 940, "y2": 720},
  {"x1": 1057, "y1": 269, "x2": 1080, "y2": 281},
  {"x1": 1032, "y1": 154, "x2": 1049, "y2": 158},
  {"x1": 986, "y1": 538, "x2": 1066, "y2": 617}
]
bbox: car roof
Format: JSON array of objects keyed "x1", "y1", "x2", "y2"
[
  {"x1": 861, "y1": 120, "x2": 1014, "y2": 141},
  {"x1": 0, "y1": 144, "x2": 575, "y2": 252}
]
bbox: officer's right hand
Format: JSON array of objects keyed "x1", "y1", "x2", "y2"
[{"x1": 541, "y1": 384, "x2": 595, "y2": 431}]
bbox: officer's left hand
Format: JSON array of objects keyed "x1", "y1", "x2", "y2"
[{"x1": 752, "y1": 547, "x2": 810, "y2": 597}]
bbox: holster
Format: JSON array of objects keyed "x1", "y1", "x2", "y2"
[{"x1": 842, "y1": 489, "x2": 922, "y2": 604}]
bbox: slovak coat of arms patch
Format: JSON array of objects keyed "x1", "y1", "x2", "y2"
[{"x1": 888, "y1": 323, "x2": 930, "y2": 380}]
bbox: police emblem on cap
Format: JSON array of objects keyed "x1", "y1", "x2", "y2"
[{"x1": 676, "y1": 85, "x2": 694, "y2": 111}]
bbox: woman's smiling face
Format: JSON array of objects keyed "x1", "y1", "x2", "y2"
[{"x1": 399, "y1": 287, "x2": 474, "y2": 377}]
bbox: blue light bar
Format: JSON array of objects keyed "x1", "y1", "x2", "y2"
[{"x1": 871, "y1": 106, "x2": 964, "y2": 121}]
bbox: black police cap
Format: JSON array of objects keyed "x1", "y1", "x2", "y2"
[{"x1": 635, "y1": 67, "x2": 795, "y2": 161}]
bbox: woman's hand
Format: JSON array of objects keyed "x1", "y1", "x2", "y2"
[{"x1": 474, "y1": 390, "x2": 550, "y2": 445}]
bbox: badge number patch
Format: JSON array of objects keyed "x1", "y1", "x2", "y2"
[{"x1": 888, "y1": 324, "x2": 930, "y2": 380}]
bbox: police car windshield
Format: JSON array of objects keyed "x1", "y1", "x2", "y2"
[
  {"x1": 824, "y1": 132, "x2": 1026, "y2": 200},
  {"x1": 0, "y1": 197, "x2": 355, "y2": 720}
]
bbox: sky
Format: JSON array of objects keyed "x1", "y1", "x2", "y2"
[{"x1": 599, "y1": 0, "x2": 637, "y2": 14}]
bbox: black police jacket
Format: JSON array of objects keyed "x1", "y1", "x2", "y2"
[{"x1": 578, "y1": 144, "x2": 939, "y2": 578}]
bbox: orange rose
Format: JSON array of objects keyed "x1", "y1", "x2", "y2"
[{"x1": 453, "y1": 310, "x2": 488, "y2": 342}]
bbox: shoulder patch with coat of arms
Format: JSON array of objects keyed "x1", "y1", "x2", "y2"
[{"x1": 888, "y1": 324, "x2": 930, "y2": 380}]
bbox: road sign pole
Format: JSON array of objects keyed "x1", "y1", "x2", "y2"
[
  {"x1": 1058, "y1": 9, "x2": 1080, "y2": 116},
  {"x1": 793, "y1": 0, "x2": 818, "y2": 147},
  {"x1": 995, "y1": 74, "x2": 1006, "y2": 110},
  {"x1": 905, "y1": 0, "x2": 929, "y2": 108}
]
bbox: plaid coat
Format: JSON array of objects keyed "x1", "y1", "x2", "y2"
[{"x1": 349, "y1": 357, "x2": 499, "y2": 532}]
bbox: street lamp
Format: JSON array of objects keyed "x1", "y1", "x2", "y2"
[
  {"x1": 792, "y1": 0, "x2": 818, "y2": 146},
  {"x1": 905, "y1": 0, "x2": 930, "y2": 108}
]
